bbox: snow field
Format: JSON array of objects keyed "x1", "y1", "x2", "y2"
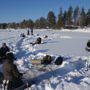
[{"x1": 0, "y1": 29, "x2": 90, "y2": 90}]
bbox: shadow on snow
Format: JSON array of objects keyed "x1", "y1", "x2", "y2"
[{"x1": 26, "y1": 58, "x2": 88, "y2": 89}]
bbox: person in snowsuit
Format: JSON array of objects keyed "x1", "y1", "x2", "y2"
[
  {"x1": 0, "y1": 43, "x2": 10, "y2": 63},
  {"x1": 30, "y1": 37, "x2": 42, "y2": 45},
  {"x1": 35, "y1": 37, "x2": 42, "y2": 44},
  {"x1": 31, "y1": 28, "x2": 33, "y2": 35},
  {"x1": 2, "y1": 52, "x2": 24, "y2": 90},
  {"x1": 27, "y1": 29, "x2": 30, "y2": 35}
]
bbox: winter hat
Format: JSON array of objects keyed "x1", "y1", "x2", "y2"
[{"x1": 6, "y1": 52, "x2": 15, "y2": 60}]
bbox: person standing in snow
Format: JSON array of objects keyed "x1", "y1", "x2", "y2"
[
  {"x1": 27, "y1": 29, "x2": 30, "y2": 35},
  {"x1": 2, "y1": 52, "x2": 24, "y2": 90},
  {"x1": 31, "y1": 28, "x2": 33, "y2": 35}
]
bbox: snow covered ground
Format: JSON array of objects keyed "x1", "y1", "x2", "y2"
[{"x1": 0, "y1": 28, "x2": 90, "y2": 90}]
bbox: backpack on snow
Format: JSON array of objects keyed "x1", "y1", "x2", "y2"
[
  {"x1": 41, "y1": 55, "x2": 52, "y2": 64},
  {"x1": 55, "y1": 56, "x2": 63, "y2": 65}
]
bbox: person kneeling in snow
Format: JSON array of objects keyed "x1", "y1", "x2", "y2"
[
  {"x1": 2, "y1": 52, "x2": 25, "y2": 90},
  {"x1": 35, "y1": 37, "x2": 42, "y2": 44},
  {"x1": 30, "y1": 37, "x2": 42, "y2": 45}
]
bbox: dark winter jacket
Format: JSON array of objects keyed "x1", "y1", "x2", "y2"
[
  {"x1": 31, "y1": 28, "x2": 33, "y2": 35},
  {"x1": 0, "y1": 46, "x2": 10, "y2": 57},
  {"x1": 35, "y1": 37, "x2": 42, "y2": 44},
  {"x1": 27, "y1": 30, "x2": 30, "y2": 35},
  {"x1": 0, "y1": 72, "x2": 3, "y2": 84},
  {"x1": 3, "y1": 59, "x2": 23, "y2": 89}
]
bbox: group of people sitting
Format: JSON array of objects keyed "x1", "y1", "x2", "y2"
[{"x1": 0, "y1": 43, "x2": 29, "y2": 90}]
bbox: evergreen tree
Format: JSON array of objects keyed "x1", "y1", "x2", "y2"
[
  {"x1": 86, "y1": 9, "x2": 90, "y2": 25},
  {"x1": 73, "y1": 6, "x2": 79, "y2": 25},
  {"x1": 67, "y1": 6, "x2": 73, "y2": 25},
  {"x1": 34, "y1": 19, "x2": 40, "y2": 29},
  {"x1": 78, "y1": 8, "x2": 87, "y2": 27},
  {"x1": 39, "y1": 17, "x2": 47, "y2": 29},
  {"x1": 20, "y1": 19, "x2": 27, "y2": 28},
  {"x1": 47, "y1": 11, "x2": 56, "y2": 28},
  {"x1": 9, "y1": 22, "x2": 17, "y2": 29},
  {"x1": 20, "y1": 19, "x2": 34, "y2": 29},
  {"x1": 27, "y1": 19, "x2": 34, "y2": 29},
  {"x1": 62, "y1": 11, "x2": 68, "y2": 26},
  {"x1": 0, "y1": 23, "x2": 7, "y2": 29},
  {"x1": 57, "y1": 8, "x2": 63, "y2": 29}
]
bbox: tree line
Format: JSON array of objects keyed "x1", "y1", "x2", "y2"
[{"x1": 0, "y1": 6, "x2": 90, "y2": 29}]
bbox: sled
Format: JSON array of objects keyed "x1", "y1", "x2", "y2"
[{"x1": 31, "y1": 59, "x2": 42, "y2": 65}]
